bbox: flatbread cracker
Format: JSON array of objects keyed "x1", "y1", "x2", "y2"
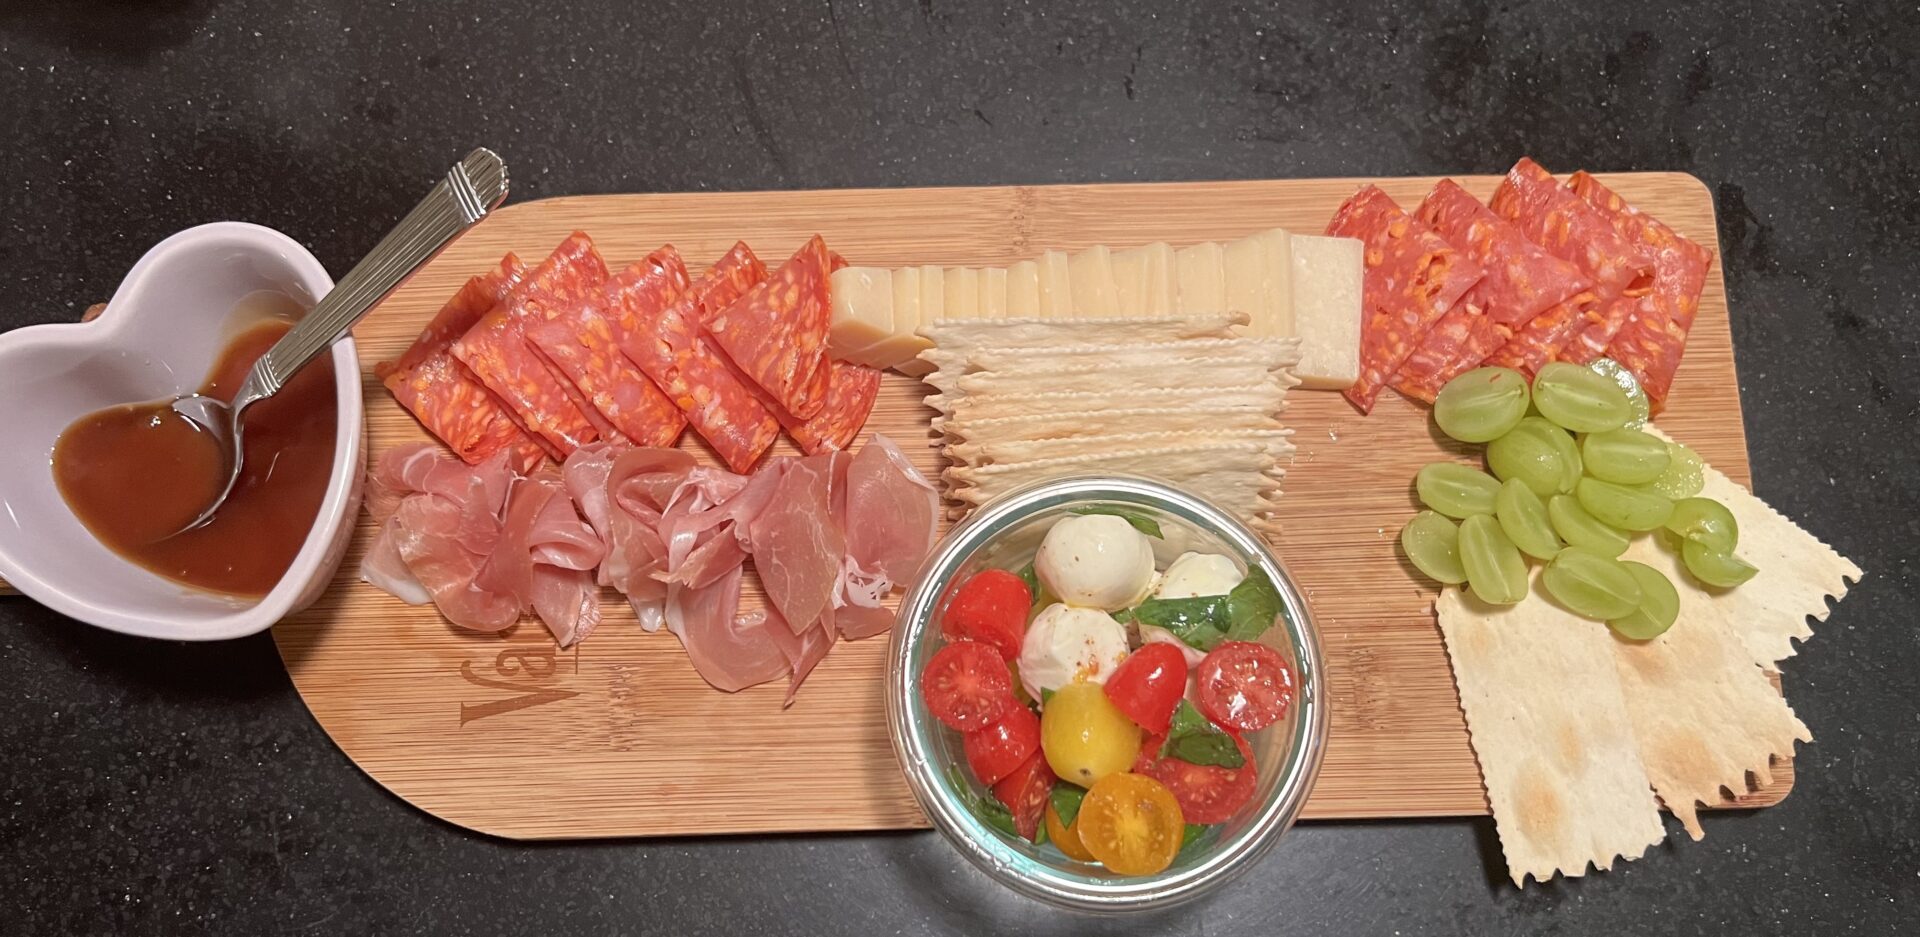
[
  {"x1": 955, "y1": 361, "x2": 1282, "y2": 398},
  {"x1": 949, "y1": 428, "x2": 1294, "y2": 466},
  {"x1": 1436, "y1": 588, "x2": 1666, "y2": 886},
  {"x1": 965, "y1": 337, "x2": 1302, "y2": 374},
  {"x1": 917, "y1": 312, "x2": 1247, "y2": 350},
  {"x1": 939, "y1": 385, "x2": 1291, "y2": 422},
  {"x1": 1609, "y1": 539, "x2": 1814, "y2": 839},
  {"x1": 946, "y1": 440, "x2": 1287, "y2": 522},
  {"x1": 941, "y1": 405, "x2": 1282, "y2": 443},
  {"x1": 1644, "y1": 427, "x2": 1862, "y2": 669}
]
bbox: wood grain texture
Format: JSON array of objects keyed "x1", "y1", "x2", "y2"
[{"x1": 269, "y1": 174, "x2": 1779, "y2": 837}]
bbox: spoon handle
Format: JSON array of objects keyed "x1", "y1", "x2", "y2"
[{"x1": 250, "y1": 147, "x2": 510, "y2": 398}]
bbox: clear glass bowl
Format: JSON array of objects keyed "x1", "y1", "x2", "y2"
[{"x1": 885, "y1": 475, "x2": 1328, "y2": 912}]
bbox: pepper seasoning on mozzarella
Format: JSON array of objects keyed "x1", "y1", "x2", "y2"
[
  {"x1": 1017, "y1": 603, "x2": 1131, "y2": 700},
  {"x1": 1152, "y1": 551, "x2": 1245, "y2": 599},
  {"x1": 1034, "y1": 513, "x2": 1157, "y2": 611}
]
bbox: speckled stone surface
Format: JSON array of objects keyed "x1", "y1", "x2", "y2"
[{"x1": 2, "y1": 1, "x2": 1915, "y2": 934}]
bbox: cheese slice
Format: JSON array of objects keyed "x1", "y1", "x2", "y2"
[
  {"x1": 1223, "y1": 233, "x2": 1267, "y2": 334},
  {"x1": 1140, "y1": 242, "x2": 1176, "y2": 315},
  {"x1": 828, "y1": 266, "x2": 894, "y2": 364},
  {"x1": 1175, "y1": 242, "x2": 1226, "y2": 314},
  {"x1": 1006, "y1": 260, "x2": 1041, "y2": 317},
  {"x1": 1289, "y1": 234, "x2": 1362, "y2": 389},
  {"x1": 1069, "y1": 246, "x2": 1117, "y2": 316},
  {"x1": 1111, "y1": 246, "x2": 1148, "y2": 314},
  {"x1": 1258, "y1": 228, "x2": 1295, "y2": 338},
  {"x1": 979, "y1": 266, "x2": 1009, "y2": 318},
  {"x1": 944, "y1": 267, "x2": 981, "y2": 320},
  {"x1": 848, "y1": 264, "x2": 932, "y2": 375},
  {"x1": 918, "y1": 265, "x2": 946, "y2": 324},
  {"x1": 1037, "y1": 251, "x2": 1073, "y2": 318}
]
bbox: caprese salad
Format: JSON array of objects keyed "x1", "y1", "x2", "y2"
[{"x1": 920, "y1": 509, "x2": 1296, "y2": 876}]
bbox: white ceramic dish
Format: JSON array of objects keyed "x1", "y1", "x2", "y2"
[{"x1": 0, "y1": 222, "x2": 364, "y2": 640}]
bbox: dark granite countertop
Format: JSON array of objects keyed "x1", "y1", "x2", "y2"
[{"x1": 3, "y1": 2, "x2": 1914, "y2": 933}]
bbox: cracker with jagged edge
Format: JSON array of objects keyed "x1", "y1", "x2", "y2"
[
  {"x1": 952, "y1": 360, "x2": 1283, "y2": 399},
  {"x1": 917, "y1": 311, "x2": 1247, "y2": 352},
  {"x1": 1436, "y1": 587, "x2": 1666, "y2": 886},
  {"x1": 941, "y1": 405, "x2": 1283, "y2": 443},
  {"x1": 930, "y1": 384, "x2": 1290, "y2": 424},
  {"x1": 946, "y1": 439, "x2": 1285, "y2": 515},
  {"x1": 1644, "y1": 426, "x2": 1863, "y2": 670},
  {"x1": 949, "y1": 428, "x2": 1295, "y2": 467}
]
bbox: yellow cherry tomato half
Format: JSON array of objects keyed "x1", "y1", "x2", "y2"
[
  {"x1": 1040, "y1": 682, "x2": 1144, "y2": 786},
  {"x1": 1075, "y1": 772, "x2": 1185, "y2": 876},
  {"x1": 1045, "y1": 802, "x2": 1097, "y2": 862}
]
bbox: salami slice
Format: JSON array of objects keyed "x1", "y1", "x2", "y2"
[
  {"x1": 1485, "y1": 158, "x2": 1655, "y2": 369},
  {"x1": 779, "y1": 361, "x2": 881, "y2": 455},
  {"x1": 1569, "y1": 171, "x2": 1715, "y2": 410},
  {"x1": 1391, "y1": 300, "x2": 1507, "y2": 403},
  {"x1": 379, "y1": 255, "x2": 551, "y2": 468},
  {"x1": 705, "y1": 235, "x2": 835, "y2": 421},
  {"x1": 1415, "y1": 179, "x2": 1590, "y2": 328},
  {"x1": 526, "y1": 247, "x2": 689, "y2": 448},
  {"x1": 1325, "y1": 185, "x2": 1486, "y2": 413},
  {"x1": 453, "y1": 233, "x2": 609, "y2": 454},
  {"x1": 616, "y1": 244, "x2": 782, "y2": 473}
]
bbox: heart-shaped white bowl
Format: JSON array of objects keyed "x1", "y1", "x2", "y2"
[{"x1": 0, "y1": 222, "x2": 365, "y2": 640}]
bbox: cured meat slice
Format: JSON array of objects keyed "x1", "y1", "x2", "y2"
[
  {"x1": 526, "y1": 250, "x2": 689, "y2": 448},
  {"x1": 1325, "y1": 185, "x2": 1486, "y2": 413},
  {"x1": 452, "y1": 233, "x2": 609, "y2": 454},
  {"x1": 614, "y1": 244, "x2": 782, "y2": 473},
  {"x1": 778, "y1": 361, "x2": 881, "y2": 454},
  {"x1": 665, "y1": 563, "x2": 790, "y2": 693},
  {"x1": 361, "y1": 445, "x2": 523, "y2": 632},
  {"x1": 1569, "y1": 171, "x2": 1716, "y2": 410},
  {"x1": 1390, "y1": 300, "x2": 1504, "y2": 403},
  {"x1": 763, "y1": 605, "x2": 835, "y2": 706},
  {"x1": 1484, "y1": 158, "x2": 1656, "y2": 370},
  {"x1": 378, "y1": 255, "x2": 550, "y2": 467},
  {"x1": 705, "y1": 235, "x2": 836, "y2": 421},
  {"x1": 842, "y1": 434, "x2": 938, "y2": 585},
  {"x1": 1415, "y1": 179, "x2": 1591, "y2": 328},
  {"x1": 748, "y1": 454, "x2": 845, "y2": 636}
]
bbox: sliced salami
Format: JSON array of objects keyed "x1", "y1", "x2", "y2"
[
  {"x1": 1391, "y1": 300, "x2": 1507, "y2": 403},
  {"x1": 525, "y1": 247, "x2": 689, "y2": 448},
  {"x1": 379, "y1": 255, "x2": 550, "y2": 468},
  {"x1": 453, "y1": 233, "x2": 610, "y2": 454},
  {"x1": 1569, "y1": 171, "x2": 1715, "y2": 410},
  {"x1": 1325, "y1": 185, "x2": 1486, "y2": 413},
  {"x1": 705, "y1": 235, "x2": 835, "y2": 421},
  {"x1": 1485, "y1": 158, "x2": 1655, "y2": 369},
  {"x1": 616, "y1": 244, "x2": 782, "y2": 473},
  {"x1": 1415, "y1": 179, "x2": 1590, "y2": 328},
  {"x1": 779, "y1": 361, "x2": 881, "y2": 454}
]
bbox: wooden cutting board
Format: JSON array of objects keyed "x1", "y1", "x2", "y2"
[{"x1": 255, "y1": 173, "x2": 1777, "y2": 838}]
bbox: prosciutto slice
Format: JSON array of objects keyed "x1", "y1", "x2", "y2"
[
  {"x1": 664, "y1": 565, "x2": 790, "y2": 693},
  {"x1": 748, "y1": 454, "x2": 845, "y2": 636}
]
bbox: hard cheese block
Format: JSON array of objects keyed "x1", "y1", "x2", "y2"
[{"x1": 824, "y1": 226, "x2": 1359, "y2": 388}]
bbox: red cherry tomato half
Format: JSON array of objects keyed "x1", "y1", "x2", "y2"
[
  {"x1": 941, "y1": 569, "x2": 1032, "y2": 661},
  {"x1": 963, "y1": 704, "x2": 1041, "y2": 786},
  {"x1": 921, "y1": 641, "x2": 1016, "y2": 732},
  {"x1": 1195, "y1": 640, "x2": 1295, "y2": 733},
  {"x1": 1133, "y1": 732, "x2": 1258, "y2": 825},
  {"x1": 990, "y1": 750, "x2": 1054, "y2": 841},
  {"x1": 1102, "y1": 643, "x2": 1189, "y2": 735}
]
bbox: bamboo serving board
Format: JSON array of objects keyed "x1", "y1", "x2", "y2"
[{"x1": 246, "y1": 174, "x2": 1775, "y2": 838}]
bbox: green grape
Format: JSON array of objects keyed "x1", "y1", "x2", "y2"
[
  {"x1": 1416, "y1": 462, "x2": 1502, "y2": 519},
  {"x1": 1531, "y1": 361, "x2": 1633, "y2": 433},
  {"x1": 1580, "y1": 428, "x2": 1671, "y2": 485},
  {"x1": 1640, "y1": 441, "x2": 1705, "y2": 500},
  {"x1": 1681, "y1": 539, "x2": 1759, "y2": 588},
  {"x1": 1547, "y1": 494, "x2": 1631, "y2": 557},
  {"x1": 1521, "y1": 417, "x2": 1584, "y2": 491},
  {"x1": 1458, "y1": 515, "x2": 1528, "y2": 605},
  {"x1": 1541, "y1": 547, "x2": 1643, "y2": 619},
  {"x1": 1435, "y1": 367, "x2": 1530, "y2": 443},
  {"x1": 1401, "y1": 511, "x2": 1467, "y2": 584},
  {"x1": 1486, "y1": 423, "x2": 1566, "y2": 497},
  {"x1": 1587, "y1": 359, "x2": 1650, "y2": 429},
  {"x1": 1495, "y1": 478, "x2": 1561, "y2": 560},
  {"x1": 1664, "y1": 497, "x2": 1738, "y2": 553},
  {"x1": 1608, "y1": 561, "x2": 1679, "y2": 640},
  {"x1": 1575, "y1": 477, "x2": 1674, "y2": 531}
]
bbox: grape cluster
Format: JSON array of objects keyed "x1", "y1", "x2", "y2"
[{"x1": 1401, "y1": 363, "x2": 1757, "y2": 640}]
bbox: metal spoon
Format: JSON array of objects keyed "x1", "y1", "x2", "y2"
[{"x1": 173, "y1": 147, "x2": 510, "y2": 532}]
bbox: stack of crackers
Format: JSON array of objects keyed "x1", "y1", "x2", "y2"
[
  {"x1": 918, "y1": 313, "x2": 1301, "y2": 530},
  {"x1": 1438, "y1": 431, "x2": 1862, "y2": 885}
]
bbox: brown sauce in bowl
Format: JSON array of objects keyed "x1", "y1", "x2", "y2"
[{"x1": 51, "y1": 293, "x2": 338, "y2": 597}]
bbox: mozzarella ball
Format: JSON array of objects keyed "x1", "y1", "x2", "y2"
[
  {"x1": 1034, "y1": 514, "x2": 1156, "y2": 611},
  {"x1": 1152, "y1": 551, "x2": 1245, "y2": 600},
  {"x1": 1017, "y1": 603, "x2": 1130, "y2": 700},
  {"x1": 1138, "y1": 624, "x2": 1209, "y2": 669}
]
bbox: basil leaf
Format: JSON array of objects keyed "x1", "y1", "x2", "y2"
[
  {"x1": 1176, "y1": 823, "x2": 1211, "y2": 860},
  {"x1": 1066, "y1": 505, "x2": 1164, "y2": 539},
  {"x1": 1015, "y1": 561, "x2": 1040, "y2": 599},
  {"x1": 1158, "y1": 700, "x2": 1246, "y2": 768},
  {"x1": 1040, "y1": 687, "x2": 1056, "y2": 706},
  {"x1": 948, "y1": 764, "x2": 1019, "y2": 837},
  {"x1": 1050, "y1": 783, "x2": 1087, "y2": 829},
  {"x1": 1225, "y1": 568, "x2": 1283, "y2": 642},
  {"x1": 1033, "y1": 816, "x2": 1049, "y2": 845},
  {"x1": 1128, "y1": 594, "x2": 1230, "y2": 652}
]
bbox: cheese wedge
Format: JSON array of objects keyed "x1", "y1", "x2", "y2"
[
  {"x1": 1175, "y1": 242, "x2": 1226, "y2": 314},
  {"x1": 828, "y1": 267, "x2": 894, "y2": 365},
  {"x1": 1258, "y1": 228, "x2": 1294, "y2": 339},
  {"x1": 1289, "y1": 234, "x2": 1361, "y2": 389},
  {"x1": 1006, "y1": 260, "x2": 1041, "y2": 317},
  {"x1": 1069, "y1": 246, "x2": 1118, "y2": 316},
  {"x1": 980, "y1": 266, "x2": 1009, "y2": 318},
  {"x1": 1037, "y1": 251, "x2": 1073, "y2": 318},
  {"x1": 918, "y1": 265, "x2": 946, "y2": 323},
  {"x1": 944, "y1": 267, "x2": 980, "y2": 320},
  {"x1": 1223, "y1": 233, "x2": 1267, "y2": 332},
  {"x1": 859, "y1": 265, "x2": 932, "y2": 375}
]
